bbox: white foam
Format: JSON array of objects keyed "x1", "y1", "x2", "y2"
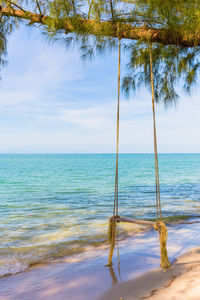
[{"x1": 0, "y1": 256, "x2": 29, "y2": 276}]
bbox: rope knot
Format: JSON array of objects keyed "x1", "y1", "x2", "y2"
[
  {"x1": 107, "y1": 216, "x2": 117, "y2": 266},
  {"x1": 153, "y1": 221, "x2": 170, "y2": 269}
]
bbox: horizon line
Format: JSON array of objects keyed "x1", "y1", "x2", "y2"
[{"x1": 0, "y1": 152, "x2": 200, "y2": 155}]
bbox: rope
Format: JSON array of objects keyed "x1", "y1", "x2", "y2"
[
  {"x1": 153, "y1": 221, "x2": 170, "y2": 269},
  {"x1": 107, "y1": 216, "x2": 116, "y2": 265},
  {"x1": 149, "y1": 44, "x2": 170, "y2": 269},
  {"x1": 113, "y1": 38, "x2": 121, "y2": 217},
  {"x1": 116, "y1": 224, "x2": 121, "y2": 280},
  {"x1": 149, "y1": 43, "x2": 162, "y2": 221},
  {"x1": 108, "y1": 38, "x2": 121, "y2": 266},
  {"x1": 108, "y1": 41, "x2": 170, "y2": 270}
]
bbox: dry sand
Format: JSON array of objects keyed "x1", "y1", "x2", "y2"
[{"x1": 98, "y1": 247, "x2": 200, "y2": 300}]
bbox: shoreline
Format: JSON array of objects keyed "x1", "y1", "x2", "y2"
[
  {"x1": 1, "y1": 215, "x2": 197, "y2": 278},
  {"x1": 1, "y1": 221, "x2": 200, "y2": 299}
]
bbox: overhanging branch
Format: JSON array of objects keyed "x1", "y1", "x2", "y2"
[{"x1": 0, "y1": 5, "x2": 200, "y2": 47}]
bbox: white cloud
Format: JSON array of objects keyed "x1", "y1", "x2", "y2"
[
  {"x1": 0, "y1": 27, "x2": 83, "y2": 112},
  {"x1": 1, "y1": 27, "x2": 200, "y2": 153}
]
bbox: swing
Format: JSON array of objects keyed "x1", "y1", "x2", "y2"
[{"x1": 107, "y1": 40, "x2": 170, "y2": 270}]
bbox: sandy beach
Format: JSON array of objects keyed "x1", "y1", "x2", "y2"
[
  {"x1": 99, "y1": 247, "x2": 200, "y2": 300},
  {"x1": 1, "y1": 221, "x2": 200, "y2": 300}
]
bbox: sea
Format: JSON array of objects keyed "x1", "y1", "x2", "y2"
[{"x1": 1, "y1": 153, "x2": 200, "y2": 276}]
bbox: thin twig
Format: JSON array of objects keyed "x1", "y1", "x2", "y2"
[
  {"x1": 35, "y1": 0, "x2": 42, "y2": 16},
  {"x1": 10, "y1": 1, "x2": 26, "y2": 12},
  {"x1": 110, "y1": 0, "x2": 115, "y2": 20},
  {"x1": 88, "y1": 0, "x2": 94, "y2": 19}
]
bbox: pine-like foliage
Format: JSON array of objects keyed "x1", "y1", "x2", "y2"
[
  {"x1": 1, "y1": 0, "x2": 200, "y2": 104},
  {"x1": 123, "y1": 43, "x2": 200, "y2": 105},
  {"x1": 0, "y1": 15, "x2": 15, "y2": 77}
]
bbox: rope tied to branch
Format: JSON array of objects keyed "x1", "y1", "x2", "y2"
[
  {"x1": 149, "y1": 43, "x2": 170, "y2": 269},
  {"x1": 107, "y1": 42, "x2": 170, "y2": 270},
  {"x1": 113, "y1": 37, "x2": 121, "y2": 218},
  {"x1": 107, "y1": 38, "x2": 121, "y2": 266}
]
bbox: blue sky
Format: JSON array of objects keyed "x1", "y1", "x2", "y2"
[{"x1": 0, "y1": 25, "x2": 200, "y2": 153}]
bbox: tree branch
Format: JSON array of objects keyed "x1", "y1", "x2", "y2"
[{"x1": 0, "y1": 6, "x2": 200, "y2": 47}]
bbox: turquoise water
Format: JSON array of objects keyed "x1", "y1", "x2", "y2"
[{"x1": 1, "y1": 153, "x2": 200, "y2": 275}]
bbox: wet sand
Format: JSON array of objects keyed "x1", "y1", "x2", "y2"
[
  {"x1": 99, "y1": 247, "x2": 200, "y2": 300},
  {"x1": 1, "y1": 221, "x2": 200, "y2": 300}
]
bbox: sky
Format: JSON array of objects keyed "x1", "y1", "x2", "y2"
[{"x1": 0, "y1": 25, "x2": 200, "y2": 153}]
